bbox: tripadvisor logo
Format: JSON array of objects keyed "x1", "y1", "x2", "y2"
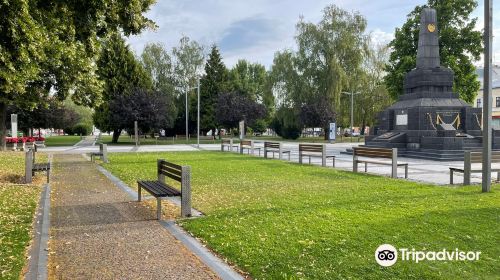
[{"x1": 375, "y1": 244, "x2": 481, "y2": 267}]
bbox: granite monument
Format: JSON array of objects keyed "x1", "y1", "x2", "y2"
[{"x1": 365, "y1": 8, "x2": 498, "y2": 160}]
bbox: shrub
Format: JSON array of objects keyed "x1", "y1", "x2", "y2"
[
  {"x1": 72, "y1": 124, "x2": 91, "y2": 136},
  {"x1": 271, "y1": 107, "x2": 301, "y2": 140}
]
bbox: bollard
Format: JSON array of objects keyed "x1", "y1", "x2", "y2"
[
  {"x1": 181, "y1": 166, "x2": 192, "y2": 217},
  {"x1": 25, "y1": 150, "x2": 33, "y2": 184}
]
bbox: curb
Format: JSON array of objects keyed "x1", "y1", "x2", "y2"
[{"x1": 25, "y1": 183, "x2": 50, "y2": 280}]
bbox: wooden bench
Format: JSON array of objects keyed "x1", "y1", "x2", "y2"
[
  {"x1": 299, "y1": 144, "x2": 335, "y2": 167},
  {"x1": 221, "y1": 139, "x2": 238, "y2": 152},
  {"x1": 450, "y1": 151, "x2": 500, "y2": 185},
  {"x1": 25, "y1": 145, "x2": 50, "y2": 183},
  {"x1": 199, "y1": 135, "x2": 215, "y2": 143},
  {"x1": 176, "y1": 135, "x2": 190, "y2": 141},
  {"x1": 90, "y1": 143, "x2": 108, "y2": 163},
  {"x1": 353, "y1": 147, "x2": 408, "y2": 178},
  {"x1": 239, "y1": 140, "x2": 261, "y2": 156},
  {"x1": 137, "y1": 159, "x2": 191, "y2": 219},
  {"x1": 264, "y1": 142, "x2": 290, "y2": 160}
]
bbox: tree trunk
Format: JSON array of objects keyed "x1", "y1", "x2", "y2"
[
  {"x1": 112, "y1": 129, "x2": 121, "y2": 143},
  {"x1": 0, "y1": 101, "x2": 7, "y2": 151}
]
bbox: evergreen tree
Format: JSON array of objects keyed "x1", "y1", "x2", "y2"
[
  {"x1": 199, "y1": 46, "x2": 229, "y2": 133},
  {"x1": 93, "y1": 33, "x2": 152, "y2": 143},
  {"x1": 384, "y1": 0, "x2": 482, "y2": 103}
]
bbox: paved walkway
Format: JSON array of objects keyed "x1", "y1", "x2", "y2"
[{"x1": 48, "y1": 154, "x2": 218, "y2": 279}]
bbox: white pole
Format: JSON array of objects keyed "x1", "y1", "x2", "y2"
[
  {"x1": 482, "y1": 0, "x2": 493, "y2": 192},
  {"x1": 197, "y1": 78, "x2": 200, "y2": 148}
]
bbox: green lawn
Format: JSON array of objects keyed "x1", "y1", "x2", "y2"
[
  {"x1": 44, "y1": 135, "x2": 82, "y2": 146},
  {"x1": 104, "y1": 152, "x2": 499, "y2": 279},
  {"x1": 0, "y1": 152, "x2": 42, "y2": 280}
]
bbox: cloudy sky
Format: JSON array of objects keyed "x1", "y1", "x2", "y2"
[{"x1": 127, "y1": 0, "x2": 500, "y2": 68}]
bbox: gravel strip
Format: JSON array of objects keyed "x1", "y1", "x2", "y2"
[{"x1": 48, "y1": 154, "x2": 219, "y2": 279}]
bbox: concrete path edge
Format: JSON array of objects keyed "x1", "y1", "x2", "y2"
[
  {"x1": 25, "y1": 183, "x2": 50, "y2": 280},
  {"x1": 91, "y1": 155, "x2": 242, "y2": 280}
]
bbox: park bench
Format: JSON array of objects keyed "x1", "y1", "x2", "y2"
[
  {"x1": 353, "y1": 147, "x2": 408, "y2": 179},
  {"x1": 199, "y1": 135, "x2": 215, "y2": 143},
  {"x1": 264, "y1": 142, "x2": 290, "y2": 160},
  {"x1": 25, "y1": 145, "x2": 50, "y2": 183},
  {"x1": 90, "y1": 143, "x2": 109, "y2": 163},
  {"x1": 176, "y1": 135, "x2": 190, "y2": 141},
  {"x1": 449, "y1": 151, "x2": 500, "y2": 185},
  {"x1": 137, "y1": 159, "x2": 191, "y2": 219},
  {"x1": 239, "y1": 140, "x2": 261, "y2": 156},
  {"x1": 221, "y1": 139, "x2": 238, "y2": 152},
  {"x1": 299, "y1": 144, "x2": 335, "y2": 167}
]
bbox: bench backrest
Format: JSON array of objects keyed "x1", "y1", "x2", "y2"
[
  {"x1": 240, "y1": 140, "x2": 252, "y2": 147},
  {"x1": 199, "y1": 136, "x2": 215, "y2": 140},
  {"x1": 157, "y1": 160, "x2": 183, "y2": 183},
  {"x1": 299, "y1": 144, "x2": 323, "y2": 153},
  {"x1": 353, "y1": 147, "x2": 394, "y2": 159},
  {"x1": 466, "y1": 151, "x2": 500, "y2": 164},
  {"x1": 264, "y1": 142, "x2": 280, "y2": 149},
  {"x1": 222, "y1": 139, "x2": 232, "y2": 144}
]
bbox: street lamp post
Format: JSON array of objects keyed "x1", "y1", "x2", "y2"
[
  {"x1": 482, "y1": 0, "x2": 493, "y2": 193},
  {"x1": 342, "y1": 91, "x2": 360, "y2": 142}
]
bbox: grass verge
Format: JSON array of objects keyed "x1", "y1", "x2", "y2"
[
  {"x1": 104, "y1": 151, "x2": 499, "y2": 279},
  {"x1": 44, "y1": 136, "x2": 82, "y2": 146},
  {"x1": 0, "y1": 152, "x2": 42, "y2": 279}
]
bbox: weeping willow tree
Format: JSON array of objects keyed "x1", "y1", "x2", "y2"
[{"x1": 269, "y1": 4, "x2": 369, "y2": 137}]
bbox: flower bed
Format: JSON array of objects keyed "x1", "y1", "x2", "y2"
[{"x1": 6, "y1": 136, "x2": 45, "y2": 144}]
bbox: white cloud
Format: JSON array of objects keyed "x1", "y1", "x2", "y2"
[{"x1": 127, "y1": 0, "x2": 500, "y2": 68}]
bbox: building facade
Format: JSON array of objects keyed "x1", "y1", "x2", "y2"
[{"x1": 474, "y1": 65, "x2": 500, "y2": 128}]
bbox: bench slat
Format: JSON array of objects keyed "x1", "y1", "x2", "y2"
[
  {"x1": 160, "y1": 160, "x2": 182, "y2": 170},
  {"x1": 138, "y1": 180, "x2": 181, "y2": 197}
]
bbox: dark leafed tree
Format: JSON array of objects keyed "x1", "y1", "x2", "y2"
[
  {"x1": 384, "y1": 0, "x2": 482, "y2": 103},
  {"x1": 108, "y1": 88, "x2": 176, "y2": 136},
  {"x1": 0, "y1": 0, "x2": 156, "y2": 150},
  {"x1": 199, "y1": 45, "x2": 229, "y2": 133},
  {"x1": 93, "y1": 33, "x2": 153, "y2": 143},
  {"x1": 216, "y1": 91, "x2": 266, "y2": 130}
]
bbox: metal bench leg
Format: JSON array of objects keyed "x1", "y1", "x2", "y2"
[
  {"x1": 47, "y1": 169, "x2": 50, "y2": 183},
  {"x1": 364, "y1": 162, "x2": 367, "y2": 172},
  {"x1": 450, "y1": 171, "x2": 454, "y2": 185},
  {"x1": 288, "y1": 153, "x2": 290, "y2": 161},
  {"x1": 308, "y1": 156, "x2": 311, "y2": 164},
  {"x1": 497, "y1": 171, "x2": 500, "y2": 182},
  {"x1": 332, "y1": 158, "x2": 335, "y2": 167},
  {"x1": 405, "y1": 165, "x2": 408, "y2": 179},
  {"x1": 138, "y1": 185, "x2": 142, "y2": 202},
  {"x1": 157, "y1": 198, "x2": 162, "y2": 220}
]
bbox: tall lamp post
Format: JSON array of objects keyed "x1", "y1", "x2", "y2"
[
  {"x1": 342, "y1": 91, "x2": 360, "y2": 142},
  {"x1": 482, "y1": 0, "x2": 493, "y2": 193},
  {"x1": 185, "y1": 78, "x2": 201, "y2": 147}
]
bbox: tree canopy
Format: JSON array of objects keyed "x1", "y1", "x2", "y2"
[
  {"x1": 384, "y1": 0, "x2": 482, "y2": 103},
  {"x1": 0, "y1": 0, "x2": 156, "y2": 149}
]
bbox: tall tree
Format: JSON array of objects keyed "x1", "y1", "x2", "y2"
[
  {"x1": 171, "y1": 36, "x2": 205, "y2": 135},
  {"x1": 384, "y1": 0, "x2": 482, "y2": 103},
  {"x1": 93, "y1": 33, "x2": 152, "y2": 143},
  {"x1": 141, "y1": 43, "x2": 176, "y2": 96},
  {"x1": 268, "y1": 5, "x2": 368, "y2": 136},
  {"x1": 198, "y1": 45, "x2": 228, "y2": 133},
  {"x1": 0, "y1": 0, "x2": 155, "y2": 150}
]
